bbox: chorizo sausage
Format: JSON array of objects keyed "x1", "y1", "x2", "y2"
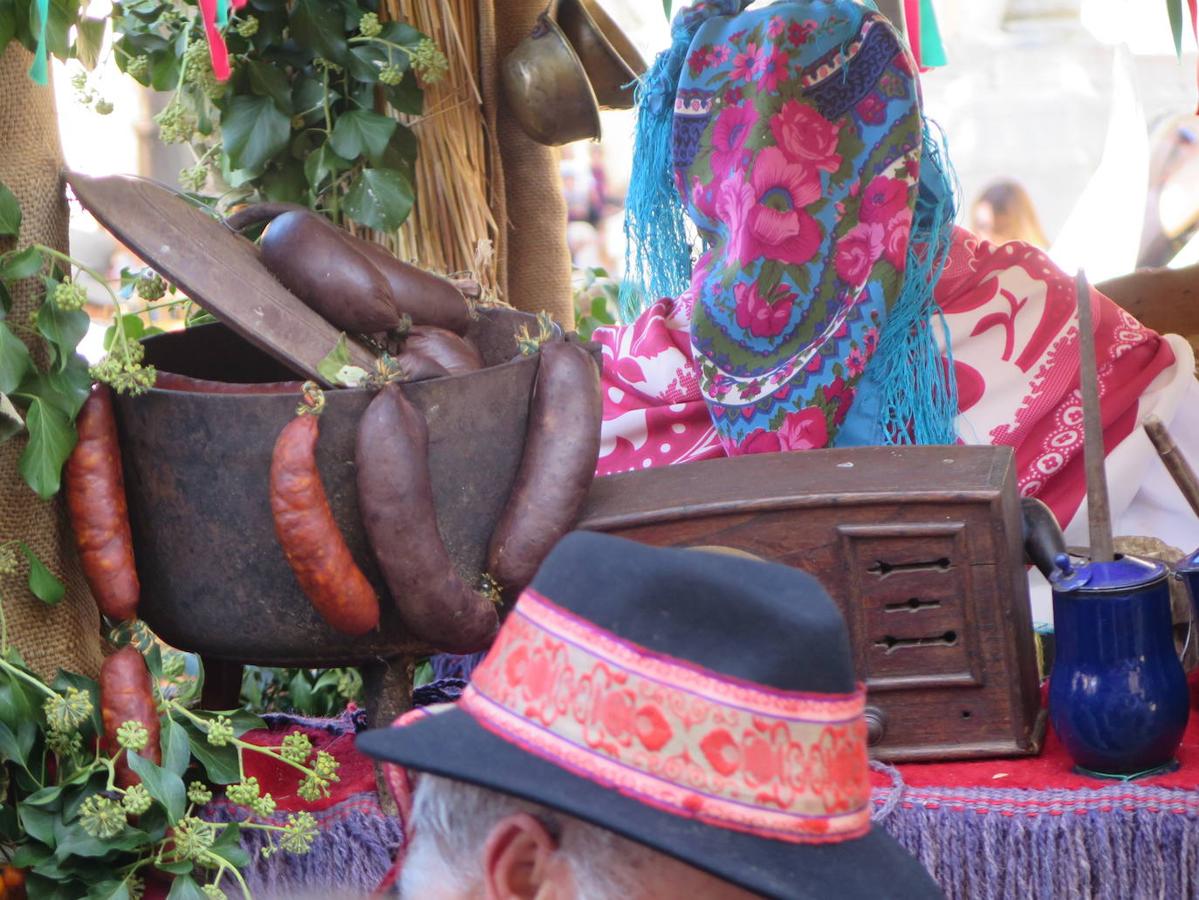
[
  {"x1": 487, "y1": 341, "x2": 602, "y2": 595},
  {"x1": 64, "y1": 384, "x2": 139, "y2": 621},
  {"x1": 356, "y1": 385, "x2": 499, "y2": 653},
  {"x1": 99, "y1": 646, "x2": 161, "y2": 788},
  {"x1": 270, "y1": 384, "x2": 380, "y2": 636}
]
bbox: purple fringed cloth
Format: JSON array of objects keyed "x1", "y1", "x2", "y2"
[
  {"x1": 214, "y1": 680, "x2": 1199, "y2": 898},
  {"x1": 872, "y1": 766, "x2": 1199, "y2": 899}
]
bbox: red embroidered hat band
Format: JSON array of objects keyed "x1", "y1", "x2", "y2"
[{"x1": 459, "y1": 589, "x2": 872, "y2": 845}]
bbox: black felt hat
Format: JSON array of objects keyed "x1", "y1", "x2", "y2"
[{"x1": 357, "y1": 533, "x2": 941, "y2": 900}]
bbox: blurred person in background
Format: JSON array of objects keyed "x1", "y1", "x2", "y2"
[
  {"x1": 1139, "y1": 114, "x2": 1199, "y2": 269},
  {"x1": 970, "y1": 179, "x2": 1049, "y2": 248}
]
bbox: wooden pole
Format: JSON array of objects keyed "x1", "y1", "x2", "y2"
[
  {"x1": 1076, "y1": 270, "x2": 1115, "y2": 562},
  {"x1": 1144, "y1": 415, "x2": 1199, "y2": 519}
]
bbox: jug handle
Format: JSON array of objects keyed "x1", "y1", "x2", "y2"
[{"x1": 1021, "y1": 497, "x2": 1067, "y2": 579}]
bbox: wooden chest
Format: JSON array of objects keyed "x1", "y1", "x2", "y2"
[{"x1": 578, "y1": 445, "x2": 1046, "y2": 762}]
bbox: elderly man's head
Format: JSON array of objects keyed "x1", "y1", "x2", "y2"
[{"x1": 400, "y1": 775, "x2": 758, "y2": 899}]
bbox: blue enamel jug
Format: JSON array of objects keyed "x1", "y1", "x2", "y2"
[{"x1": 1049, "y1": 553, "x2": 1190, "y2": 777}]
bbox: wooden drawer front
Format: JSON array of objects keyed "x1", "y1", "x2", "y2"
[{"x1": 840, "y1": 524, "x2": 983, "y2": 691}]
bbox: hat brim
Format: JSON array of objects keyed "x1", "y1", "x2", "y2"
[{"x1": 356, "y1": 709, "x2": 941, "y2": 900}]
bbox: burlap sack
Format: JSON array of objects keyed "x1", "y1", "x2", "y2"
[
  {"x1": 480, "y1": 0, "x2": 574, "y2": 327},
  {"x1": 0, "y1": 46, "x2": 102, "y2": 681}
]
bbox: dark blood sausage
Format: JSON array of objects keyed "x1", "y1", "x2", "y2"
[
  {"x1": 356, "y1": 385, "x2": 499, "y2": 653},
  {"x1": 99, "y1": 647, "x2": 161, "y2": 788},
  {"x1": 64, "y1": 385, "x2": 139, "y2": 621},
  {"x1": 487, "y1": 341, "x2": 602, "y2": 595},
  {"x1": 352, "y1": 240, "x2": 474, "y2": 335},
  {"x1": 270, "y1": 385, "x2": 380, "y2": 636},
  {"x1": 404, "y1": 326, "x2": 484, "y2": 375},
  {"x1": 393, "y1": 349, "x2": 452, "y2": 383},
  {"x1": 153, "y1": 371, "x2": 303, "y2": 395},
  {"x1": 224, "y1": 201, "x2": 309, "y2": 233},
  {"x1": 260, "y1": 210, "x2": 401, "y2": 334},
  {"x1": 229, "y1": 203, "x2": 473, "y2": 334}
]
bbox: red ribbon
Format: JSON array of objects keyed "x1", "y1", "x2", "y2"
[
  {"x1": 198, "y1": 0, "x2": 231, "y2": 81},
  {"x1": 903, "y1": 0, "x2": 923, "y2": 70}
]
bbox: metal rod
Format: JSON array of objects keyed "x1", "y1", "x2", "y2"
[
  {"x1": 1076, "y1": 270, "x2": 1115, "y2": 562},
  {"x1": 1144, "y1": 415, "x2": 1199, "y2": 519}
]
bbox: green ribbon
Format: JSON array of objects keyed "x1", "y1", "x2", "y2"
[
  {"x1": 28, "y1": 0, "x2": 50, "y2": 85},
  {"x1": 1169, "y1": 0, "x2": 1184, "y2": 57},
  {"x1": 918, "y1": 0, "x2": 947, "y2": 68}
]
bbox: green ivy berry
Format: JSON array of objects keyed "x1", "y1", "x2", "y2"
[
  {"x1": 70, "y1": 71, "x2": 87, "y2": 91},
  {"x1": 313, "y1": 750, "x2": 339, "y2": 780},
  {"x1": 122, "y1": 784, "x2": 153, "y2": 816},
  {"x1": 358, "y1": 12, "x2": 382, "y2": 38},
  {"x1": 43, "y1": 687, "x2": 93, "y2": 733},
  {"x1": 46, "y1": 728, "x2": 83, "y2": 757},
  {"x1": 378, "y1": 64, "x2": 404, "y2": 86},
  {"x1": 297, "y1": 774, "x2": 328, "y2": 803},
  {"x1": 202, "y1": 886, "x2": 227, "y2": 900},
  {"x1": 94, "y1": 99, "x2": 114, "y2": 116},
  {"x1": 226, "y1": 777, "x2": 261, "y2": 807},
  {"x1": 280, "y1": 731, "x2": 312, "y2": 765},
  {"x1": 206, "y1": 715, "x2": 235, "y2": 747},
  {"x1": 279, "y1": 811, "x2": 318, "y2": 854},
  {"x1": 79, "y1": 795, "x2": 127, "y2": 840},
  {"x1": 126, "y1": 55, "x2": 150, "y2": 81},
  {"x1": 172, "y1": 816, "x2": 216, "y2": 861},
  {"x1": 117, "y1": 720, "x2": 149, "y2": 751},
  {"x1": 0, "y1": 544, "x2": 16, "y2": 576},
  {"x1": 235, "y1": 15, "x2": 259, "y2": 38},
  {"x1": 187, "y1": 781, "x2": 214, "y2": 805},
  {"x1": 53, "y1": 278, "x2": 88, "y2": 311},
  {"x1": 411, "y1": 38, "x2": 449, "y2": 84},
  {"x1": 252, "y1": 792, "x2": 276, "y2": 818}
]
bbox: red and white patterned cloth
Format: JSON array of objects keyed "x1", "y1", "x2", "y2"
[{"x1": 595, "y1": 229, "x2": 1199, "y2": 561}]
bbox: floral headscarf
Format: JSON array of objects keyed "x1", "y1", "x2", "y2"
[{"x1": 624, "y1": 0, "x2": 957, "y2": 455}]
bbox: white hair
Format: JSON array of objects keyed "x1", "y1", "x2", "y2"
[{"x1": 398, "y1": 774, "x2": 655, "y2": 899}]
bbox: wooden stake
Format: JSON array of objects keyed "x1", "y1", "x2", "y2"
[
  {"x1": 1076, "y1": 269, "x2": 1115, "y2": 562},
  {"x1": 1145, "y1": 415, "x2": 1199, "y2": 519}
]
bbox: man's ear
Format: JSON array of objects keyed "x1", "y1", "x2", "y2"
[{"x1": 481, "y1": 813, "x2": 563, "y2": 899}]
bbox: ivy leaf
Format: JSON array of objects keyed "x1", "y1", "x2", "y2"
[
  {"x1": 383, "y1": 72, "x2": 423, "y2": 116},
  {"x1": 344, "y1": 168, "x2": 414, "y2": 232},
  {"x1": 184, "y1": 727, "x2": 240, "y2": 784},
  {"x1": 261, "y1": 160, "x2": 309, "y2": 205},
  {"x1": 20, "y1": 353, "x2": 91, "y2": 419},
  {"x1": 664, "y1": 0, "x2": 673, "y2": 19},
  {"x1": 165, "y1": 874, "x2": 208, "y2": 900},
  {"x1": 161, "y1": 716, "x2": 191, "y2": 778},
  {"x1": 289, "y1": 0, "x2": 348, "y2": 62},
  {"x1": 103, "y1": 313, "x2": 144, "y2": 351},
  {"x1": 18, "y1": 396, "x2": 76, "y2": 499},
  {"x1": 0, "y1": 179, "x2": 20, "y2": 237},
  {"x1": 329, "y1": 109, "x2": 397, "y2": 165},
  {"x1": 87, "y1": 882, "x2": 132, "y2": 900},
  {"x1": 222, "y1": 95, "x2": 291, "y2": 175},
  {"x1": 75, "y1": 16, "x2": 107, "y2": 70},
  {"x1": 0, "y1": 322, "x2": 32, "y2": 394},
  {"x1": 246, "y1": 58, "x2": 292, "y2": 113},
  {"x1": 0, "y1": 247, "x2": 44, "y2": 281},
  {"x1": 0, "y1": 4, "x2": 14, "y2": 52},
  {"x1": 128, "y1": 752, "x2": 187, "y2": 824},
  {"x1": 1169, "y1": 0, "x2": 1184, "y2": 57},
  {"x1": 18, "y1": 806, "x2": 57, "y2": 847},
  {"x1": 37, "y1": 298, "x2": 89, "y2": 371},
  {"x1": 19, "y1": 542, "x2": 65, "y2": 605},
  {"x1": 209, "y1": 823, "x2": 251, "y2": 868},
  {"x1": 0, "y1": 392, "x2": 22, "y2": 444},
  {"x1": 304, "y1": 143, "x2": 352, "y2": 192}
]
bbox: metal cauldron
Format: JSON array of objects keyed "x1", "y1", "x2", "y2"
[{"x1": 116, "y1": 309, "x2": 547, "y2": 667}]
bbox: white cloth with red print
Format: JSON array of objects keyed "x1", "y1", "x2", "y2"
[{"x1": 594, "y1": 229, "x2": 1199, "y2": 622}]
